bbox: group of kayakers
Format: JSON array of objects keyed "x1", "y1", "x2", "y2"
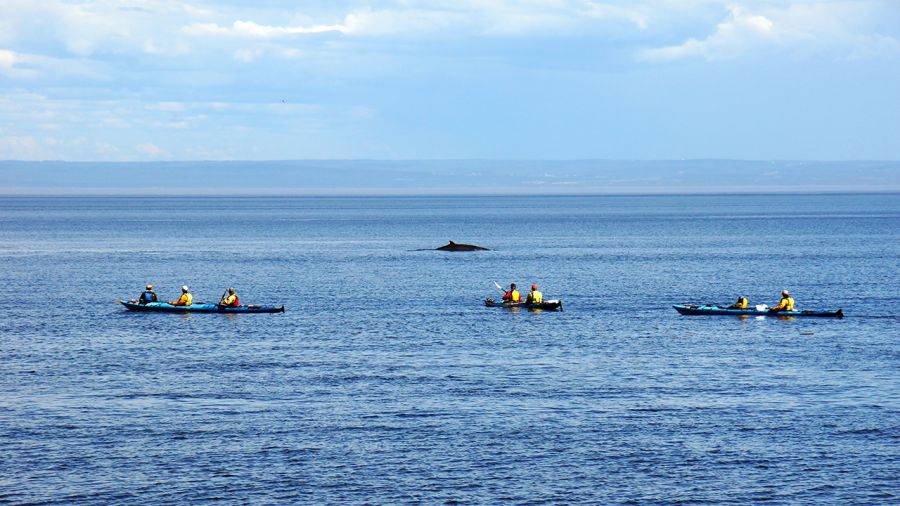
[
  {"x1": 501, "y1": 283, "x2": 543, "y2": 304},
  {"x1": 726, "y1": 290, "x2": 795, "y2": 312},
  {"x1": 498, "y1": 283, "x2": 797, "y2": 312},
  {"x1": 137, "y1": 282, "x2": 797, "y2": 313},
  {"x1": 137, "y1": 284, "x2": 240, "y2": 307}
]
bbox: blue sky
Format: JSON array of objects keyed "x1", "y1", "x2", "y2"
[{"x1": 1, "y1": 1, "x2": 899, "y2": 161}]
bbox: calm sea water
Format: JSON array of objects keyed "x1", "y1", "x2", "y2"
[{"x1": 1, "y1": 194, "x2": 898, "y2": 504}]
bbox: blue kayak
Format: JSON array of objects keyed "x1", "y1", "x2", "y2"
[
  {"x1": 485, "y1": 299, "x2": 563, "y2": 311},
  {"x1": 673, "y1": 304, "x2": 842, "y2": 318},
  {"x1": 120, "y1": 300, "x2": 284, "y2": 313}
]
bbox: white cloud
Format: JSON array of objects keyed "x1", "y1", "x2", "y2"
[
  {"x1": 233, "y1": 47, "x2": 262, "y2": 62},
  {"x1": 581, "y1": 2, "x2": 648, "y2": 30},
  {"x1": 184, "y1": 19, "x2": 347, "y2": 38},
  {"x1": 0, "y1": 49, "x2": 17, "y2": 69},
  {"x1": 94, "y1": 141, "x2": 121, "y2": 157},
  {"x1": 0, "y1": 48, "x2": 42, "y2": 78},
  {"x1": 147, "y1": 102, "x2": 187, "y2": 112},
  {"x1": 0, "y1": 135, "x2": 45, "y2": 160},
  {"x1": 342, "y1": 7, "x2": 470, "y2": 36},
  {"x1": 136, "y1": 143, "x2": 164, "y2": 156},
  {"x1": 642, "y1": 2, "x2": 900, "y2": 62},
  {"x1": 0, "y1": 0, "x2": 206, "y2": 58},
  {"x1": 642, "y1": 6, "x2": 774, "y2": 61},
  {"x1": 181, "y1": 2, "x2": 648, "y2": 40}
]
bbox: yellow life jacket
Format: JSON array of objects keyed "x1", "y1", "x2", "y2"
[
  {"x1": 176, "y1": 293, "x2": 193, "y2": 306},
  {"x1": 774, "y1": 296, "x2": 794, "y2": 311},
  {"x1": 737, "y1": 297, "x2": 748, "y2": 309},
  {"x1": 511, "y1": 290, "x2": 521, "y2": 302},
  {"x1": 782, "y1": 296, "x2": 794, "y2": 311},
  {"x1": 529, "y1": 290, "x2": 543, "y2": 303}
]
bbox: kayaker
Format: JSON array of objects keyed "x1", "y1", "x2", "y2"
[
  {"x1": 770, "y1": 290, "x2": 795, "y2": 312},
  {"x1": 727, "y1": 296, "x2": 748, "y2": 309},
  {"x1": 139, "y1": 284, "x2": 158, "y2": 304},
  {"x1": 220, "y1": 288, "x2": 239, "y2": 307},
  {"x1": 170, "y1": 285, "x2": 193, "y2": 306},
  {"x1": 526, "y1": 284, "x2": 543, "y2": 304},
  {"x1": 502, "y1": 283, "x2": 521, "y2": 303}
]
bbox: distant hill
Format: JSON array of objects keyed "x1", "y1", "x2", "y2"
[{"x1": 1, "y1": 160, "x2": 897, "y2": 195}]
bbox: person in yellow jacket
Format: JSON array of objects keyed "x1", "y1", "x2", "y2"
[
  {"x1": 220, "y1": 287, "x2": 239, "y2": 307},
  {"x1": 502, "y1": 283, "x2": 521, "y2": 303},
  {"x1": 770, "y1": 290, "x2": 794, "y2": 312},
  {"x1": 170, "y1": 285, "x2": 193, "y2": 306},
  {"x1": 526, "y1": 284, "x2": 543, "y2": 304},
  {"x1": 727, "y1": 296, "x2": 748, "y2": 309}
]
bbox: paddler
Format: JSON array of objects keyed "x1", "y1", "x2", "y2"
[
  {"x1": 169, "y1": 285, "x2": 193, "y2": 306},
  {"x1": 138, "y1": 284, "x2": 158, "y2": 304},
  {"x1": 220, "y1": 287, "x2": 239, "y2": 307},
  {"x1": 502, "y1": 283, "x2": 521, "y2": 303},
  {"x1": 526, "y1": 283, "x2": 543, "y2": 304},
  {"x1": 727, "y1": 295, "x2": 748, "y2": 309},
  {"x1": 769, "y1": 290, "x2": 794, "y2": 312}
]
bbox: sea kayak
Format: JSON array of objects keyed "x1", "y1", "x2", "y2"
[
  {"x1": 485, "y1": 299, "x2": 563, "y2": 311},
  {"x1": 120, "y1": 300, "x2": 285, "y2": 313},
  {"x1": 673, "y1": 304, "x2": 842, "y2": 318}
]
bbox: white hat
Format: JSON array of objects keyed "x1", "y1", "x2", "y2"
[{"x1": 182, "y1": 285, "x2": 189, "y2": 292}]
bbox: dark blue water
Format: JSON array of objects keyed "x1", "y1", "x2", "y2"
[{"x1": 1, "y1": 194, "x2": 898, "y2": 504}]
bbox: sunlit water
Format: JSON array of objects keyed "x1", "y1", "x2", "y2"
[{"x1": 1, "y1": 194, "x2": 898, "y2": 504}]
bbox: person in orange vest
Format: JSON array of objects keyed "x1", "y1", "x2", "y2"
[
  {"x1": 526, "y1": 284, "x2": 543, "y2": 304},
  {"x1": 770, "y1": 290, "x2": 795, "y2": 312},
  {"x1": 169, "y1": 285, "x2": 193, "y2": 306},
  {"x1": 502, "y1": 283, "x2": 521, "y2": 303},
  {"x1": 220, "y1": 287, "x2": 239, "y2": 307}
]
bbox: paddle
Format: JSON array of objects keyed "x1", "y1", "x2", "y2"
[{"x1": 493, "y1": 281, "x2": 506, "y2": 293}]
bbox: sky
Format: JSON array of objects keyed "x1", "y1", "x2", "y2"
[{"x1": 1, "y1": 0, "x2": 899, "y2": 161}]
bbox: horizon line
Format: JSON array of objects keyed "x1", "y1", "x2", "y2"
[
  {"x1": 3, "y1": 158, "x2": 900, "y2": 163},
  {"x1": 1, "y1": 189, "x2": 898, "y2": 199}
]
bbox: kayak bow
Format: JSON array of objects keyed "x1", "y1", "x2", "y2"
[
  {"x1": 673, "y1": 304, "x2": 842, "y2": 318},
  {"x1": 120, "y1": 300, "x2": 285, "y2": 314}
]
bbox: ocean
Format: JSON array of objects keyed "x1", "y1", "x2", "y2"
[{"x1": 1, "y1": 193, "x2": 898, "y2": 504}]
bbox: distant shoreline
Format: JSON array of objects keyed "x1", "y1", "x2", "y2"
[
  {"x1": 3, "y1": 159, "x2": 898, "y2": 196},
  {"x1": 1, "y1": 190, "x2": 898, "y2": 198}
]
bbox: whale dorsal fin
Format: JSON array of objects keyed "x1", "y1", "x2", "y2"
[{"x1": 449, "y1": 240, "x2": 456, "y2": 245}]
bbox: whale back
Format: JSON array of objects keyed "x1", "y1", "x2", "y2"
[{"x1": 435, "y1": 240, "x2": 489, "y2": 251}]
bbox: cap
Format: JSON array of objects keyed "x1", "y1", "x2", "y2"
[
  {"x1": 228, "y1": 288, "x2": 235, "y2": 293},
  {"x1": 782, "y1": 290, "x2": 789, "y2": 296},
  {"x1": 182, "y1": 285, "x2": 189, "y2": 292},
  {"x1": 531, "y1": 284, "x2": 538, "y2": 290},
  {"x1": 146, "y1": 284, "x2": 153, "y2": 290}
]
